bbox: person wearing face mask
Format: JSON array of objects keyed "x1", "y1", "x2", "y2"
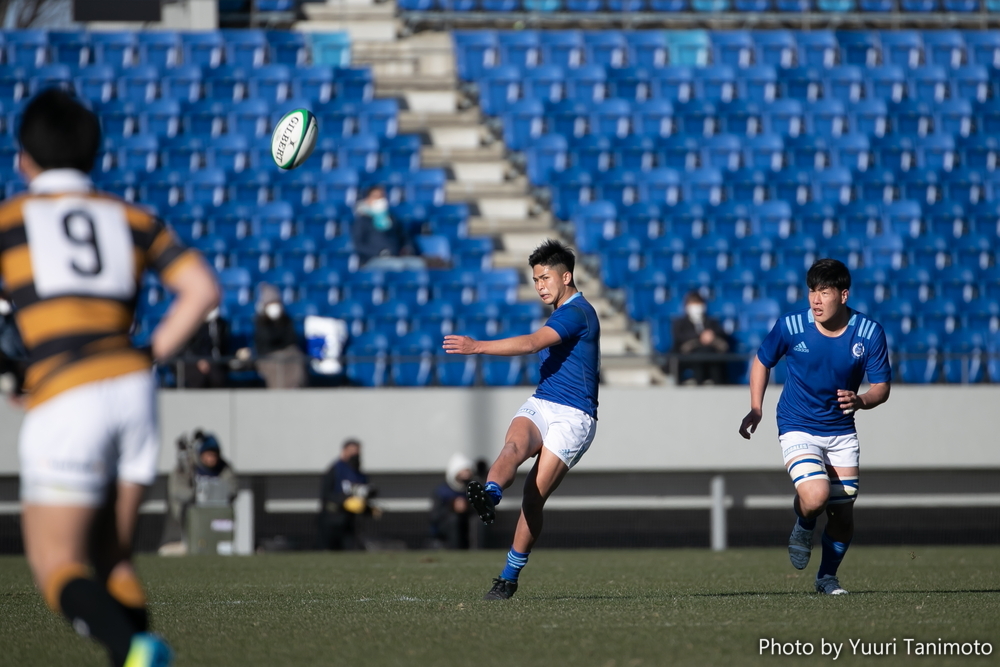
[
  {"x1": 252, "y1": 283, "x2": 306, "y2": 388},
  {"x1": 671, "y1": 291, "x2": 731, "y2": 385},
  {"x1": 318, "y1": 439, "x2": 377, "y2": 551},
  {"x1": 428, "y1": 453, "x2": 476, "y2": 550},
  {"x1": 179, "y1": 306, "x2": 230, "y2": 388},
  {"x1": 351, "y1": 185, "x2": 425, "y2": 271}
]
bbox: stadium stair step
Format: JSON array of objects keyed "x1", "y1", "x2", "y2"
[{"x1": 298, "y1": 0, "x2": 399, "y2": 42}]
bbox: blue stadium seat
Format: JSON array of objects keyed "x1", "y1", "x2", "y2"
[
  {"x1": 941, "y1": 330, "x2": 986, "y2": 384},
  {"x1": 965, "y1": 31, "x2": 1000, "y2": 67},
  {"x1": 523, "y1": 65, "x2": 565, "y2": 104},
  {"x1": 941, "y1": 168, "x2": 986, "y2": 206},
  {"x1": 614, "y1": 135, "x2": 657, "y2": 171},
  {"x1": 381, "y1": 134, "x2": 422, "y2": 173},
  {"x1": 826, "y1": 66, "x2": 864, "y2": 104},
  {"x1": 266, "y1": 31, "x2": 308, "y2": 66},
  {"x1": 498, "y1": 31, "x2": 541, "y2": 69},
  {"x1": 764, "y1": 99, "x2": 804, "y2": 136},
  {"x1": 896, "y1": 330, "x2": 940, "y2": 384},
  {"x1": 855, "y1": 166, "x2": 898, "y2": 204},
  {"x1": 596, "y1": 168, "x2": 638, "y2": 206},
  {"x1": 222, "y1": 29, "x2": 267, "y2": 68},
  {"x1": 867, "y1": 66, "x2": 907, "y2": 103},
  {"x1": 309, "y1": 33, "x2": 352, "y2": 67},
  {"x1": 934, "y1": 99, "x2": 974, "y2": 139},
  {"x1": 910, "y1": 66, "x2": 949, "y2": 104},
  {"x1": 717, "y1": 100, "x2": 761, "y2": 137},
  {"x1": 30, "y1": 64, "x2": 73, "y2": 95},
  {"x1": 454, "y1": 32, "x2": 498, "y2": 81},
  {"x1": 137, "y1": 31, "x2": 181, "y2": 69},
  {"x1": 74, "y1": 64, "x2": 116, "y2": 103},
  {"x1": 674, "y1": 100, "x2": 716, "y2": 137},
  {"x1": 740, "y1": 65, "x2": 779, "y2": 103},
  {"x1": 346, "y1": 332, "x2": 389, "y2": 387},
  {"x1": 626, "y1": 32, "x2": 668, "y2": 70},
  {"x1": 712, "y1": 31, "x2": 755, "y2": 68},
  {"x1": 701, "y1": 134, "x2": 742, "y2": 171},
  {"x1": 572, "y1": 201, "x2": 617, "y2": 254},
  {"x1": 564, "y1": 65, "x2": 607, "y2": 104},
  {"x1": 608, "y1": 66, "x2": 652, "y2": 102},
  {"x1": 539, "y1": 31, "x2": 583, "y2": 69},
  {"x1": 697, "y1": 65, "x2": 737, "y2": 102},
  {"x1": 338, "y1": 67, "x2": 375, "y2": 103},
  {"x1": 780, "y1": 66, "x2": 822, "y2": 101},
  {"x1": 5, "y1": 30, "x2": 47, "y2": 67},
  {"x1": 865, "y1": 233, "x2": 905, "y2": 270},
  {"x1": 665, "y1": 30, "x2": 710, "y2": 66},
  {"x1": 117, "y1": 135, "x2": 159, "y2": 173},
  {"x1": 181, "y1": 31, "x2": 225, "y2": 68},
  {"x1": 91, "y1": 32, "x2": 138, "y2": 68},
  {"x1": 478, "y1": 65, "x2": 522, "y2": 114},
  {"x1": 880, "y1": 31, "x2": 924, "y2": 68},
  {"x1": 204, "y1": 65, "x2": 249, "y2": 102},
  {"x1": 584, "y1": 32, "x2": 627, "y2": 68},
  {"x1": 391, "y1": 332, "x2": 435, "y2": 387},
  {"x1": 752, "y1": 30, "x2": 796, "y2": 68},
  {"x1": 950, "y1": 66, "x2": 989, "y2": 104},
  {"x1": 651, "y1": 66, "x2": 694, "y2": 103},
  {"x1": 336, "y1": 134, "x2": 380, "y2": 173},
  {"x1": 629, "y1": 100, "x2": 672, "y2": 138},
  {"x1": 502, "y1": 99, "x2": 545, "y2": 151},
  {"x1": 571, "y1": 135, "x2": 612, "y2": 172}
]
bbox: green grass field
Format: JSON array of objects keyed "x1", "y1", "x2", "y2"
[{"x1": 1, "y1": 547, "x2": 998, "y2": 667}]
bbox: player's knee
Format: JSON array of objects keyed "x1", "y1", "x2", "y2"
[
  {"x1": 828, "y1": 476, "x2": 859, "y2": 506},
  {"x1": 41, "y1": 562, "x2": 89, "y2": 613}
]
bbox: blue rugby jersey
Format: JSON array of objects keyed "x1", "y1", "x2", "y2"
[
  {"x1": 757, "y1": 307, "x2": 891, "y2": 436},
  {"x1": 534, "y1": 292, "x2": 601, "y2": 419}
]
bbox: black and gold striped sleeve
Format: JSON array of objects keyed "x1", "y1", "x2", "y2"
[{"x1": 125, "y1": 204, "x2": 198, "y2": 285}]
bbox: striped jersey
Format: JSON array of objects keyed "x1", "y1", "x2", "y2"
[
  {"x1": 0, "y1": 169, "x2": 195, "y2": 409},
  {"x1": 757, "y1": 307, "x2": 892, "y2": 436}
]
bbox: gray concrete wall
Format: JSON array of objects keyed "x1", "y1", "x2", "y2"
[{"x1": 1, "y1": 385, "x2": 997, "y2": 475}]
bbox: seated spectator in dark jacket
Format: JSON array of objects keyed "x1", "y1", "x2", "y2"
[
  {"x1": 180, "y1": 307, "x2": 230, "y2": 388},
  {"x1": 352, "y1": 185, "x2": 425, "y2": 271},
  {"x1": 671, "y1": 291, "x2": 731, "y2": 385},
  {"x1": 429, "y1": 454, "x2": 475, "y2": 549},
  {"x1": 250, "y1": 284, "x2": 305, "y2": 388}
]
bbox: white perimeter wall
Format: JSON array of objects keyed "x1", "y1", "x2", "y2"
[{"x1": 0, "y1": 385, "x2": 996, "y2": 475}]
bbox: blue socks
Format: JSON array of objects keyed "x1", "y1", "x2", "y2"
[
  {"x1": 797, "y1": 515, "x2": 817, "y2": 531},
  {"x1": 484, "y1": 481, "x2": 503, "y2": 506},
  {"x1": 500, "y1": 548, "x2": 530, "y2": 583},
  {"x1": 817, "y1": 531, "x2": 851, "y2": 578}
]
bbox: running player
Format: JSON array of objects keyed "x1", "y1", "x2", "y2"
[
  {"x1": 0, "y1": 89, "x2": 219, "y2": 665},
  {"x1": 738, "y1": 258, "x2": 891, "y2": 595},
  {"x1": 443, "y1": 240, "x2": 600, "y2": 600}
]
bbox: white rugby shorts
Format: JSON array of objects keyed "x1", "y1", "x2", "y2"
[
  {"x1": 512, "y1": 397, "x2": 596, "y2": 469},
  {"x1": 19, "y1": 370, "x2": 160, "y2": 506},
  {"x1": 779, "y1": 431, "x2": 860, "y2": 469}
]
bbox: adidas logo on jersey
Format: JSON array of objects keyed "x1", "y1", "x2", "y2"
[{"x1": 793, "y1": 341, "x2": 810, "y2": 353}]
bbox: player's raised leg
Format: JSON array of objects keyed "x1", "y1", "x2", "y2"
[
  {"x1": 785, "y1": 453, "x2": 831, "y2": 570},
  {"x1": 815, "y1": 466, "x2": 858, "y2": 595},
  {"x1": 484, "y1": 447, "x2": 570, "y2": 600},
  {"x1": 22, "y1": 503, "x2": 155, "y2": 667},
  {"x1": 467, "y1": 416, "x2": 543, "y2": 525}
]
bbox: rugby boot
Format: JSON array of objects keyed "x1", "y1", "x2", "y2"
[
  {"x1": 788, "y1": 522, "x2": 814, "y2": 570},
  {"x1": 467, "y1": 480, "x2": 496, "y2": 525},
  {"x1": 124, "y1": 633, "x2": 174, "y2": 667},
  {"x1": 483, "y1": 577, "x2": 518, "y2": 601},
  {"x1": 815, "y1": 575, "x2": 849, "y2": 595}
]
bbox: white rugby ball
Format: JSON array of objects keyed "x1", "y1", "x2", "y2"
[{"x1": 271, "y1": 108, "x2": 318, "y2": 170}]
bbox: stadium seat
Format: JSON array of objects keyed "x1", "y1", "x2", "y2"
[
  {"x1": 222, "y1": 29, "x2": 267, "y2": 68},
  {"x1": 346, "y1": 332, "x2": 389, "y2": 387},
  {"x1": 91, "y1": 31, "x2": 138, "y2": 68},
  {"x1": 5, "y1": 30, "x2": 47, "y2": 67},
  {"x1": 266, "y1": 31, "x2": 308, "y2": 66}
]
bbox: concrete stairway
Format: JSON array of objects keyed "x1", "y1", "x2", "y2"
[{"x1": 297, "y1": 1, "x2": 666, "y2": 386}]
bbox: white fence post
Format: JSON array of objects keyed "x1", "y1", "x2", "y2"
[
  {"x1": 710, "y1": 475, "x2": 727, "y2": 552},
  {"x1": 234, "y1": 489, "x2": 255, "y2": 556}
]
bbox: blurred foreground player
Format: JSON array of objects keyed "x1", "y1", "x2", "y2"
[
  {"x1": 0, "y1": 89, "x2": 219, "y2": 666},
  {"x1": 739, "y1": 259, "x2": 891, "y2": 595},
  {"x1": 444, "y1": 240, "x2": 600, "y2": 600}
]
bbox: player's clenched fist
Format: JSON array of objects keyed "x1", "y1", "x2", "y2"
[
  {"x1": 739, "y1": 408, "x2": 762, "y2": 440},
  {"x1": 443, "y1": 335, "x2": 479, "y2": 355}
]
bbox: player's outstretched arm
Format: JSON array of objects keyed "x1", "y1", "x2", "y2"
[
  {"x1": 152, "y1": 256, "x2": 221, "y2": 363},
  {"x1": 739, "y1": 356, "x2": 771, "y2": 440},
  {"x1": 443, "y1": 326, "x2": 562, "y2": 357},
  {"x1": 837, "y1": 382, "x2": 890, "y2": 415}
]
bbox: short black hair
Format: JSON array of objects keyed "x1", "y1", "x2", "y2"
[
  {"x1": 528, "y1": 239, "x2": 575, "y2": 275},
  {"x1": 342, "y1": 438, "x2": 361, "y2": 450},
  {"x1": 18, "y1": 88, "x2": 101, "y2": 173},
  {"x1": 806, "y1": 258, "x2": 851, "y2": 292}
]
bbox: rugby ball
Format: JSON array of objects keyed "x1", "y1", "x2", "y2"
[{"x1": 271, "y1": 108, "x2": 318, "y2": 170}]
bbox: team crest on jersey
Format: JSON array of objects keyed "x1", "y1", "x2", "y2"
[{"x1": 852, "y1": 342, "x2": 865, "y2": 358}]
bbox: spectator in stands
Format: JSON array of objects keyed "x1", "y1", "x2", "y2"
[
  {"x1": 318, "y1": 438, "x2": 378, "y2": 551},
  {"x1": 352, "y1": 185, "x2": 425, "y2": 271},
  {"x1": 180, "y1": 306, "x2": 230, "y2": 389},
  {"x1": 672, "y1": 291, "x2": 731, "y2": 385},
  {"x1": 250, "y1": 284, "x2": 305, "y2": 388},
  {"x1": 429, "y1": 453, "x2": 476, "y2": 550}
]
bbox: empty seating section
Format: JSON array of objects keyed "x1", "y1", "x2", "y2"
[
  {"x1": 457, "y1": 29, "x2": 1000, "y2": 383},
  {"x1": 0, "y1": 29, "x2": 527, "y2": 386}
]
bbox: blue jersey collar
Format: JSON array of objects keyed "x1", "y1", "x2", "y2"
[{"x1": 557, "y1": 291, "x2": 582, "y2": 308}]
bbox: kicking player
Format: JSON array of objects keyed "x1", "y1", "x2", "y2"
[
  {"x1": 1, "y1": 90, "x2": 219, "y2": 665},
  {"x1": 443, "y1": 240, "x2": 599, "y2": 600},
  {"x1": 739, "y1": 258, "x2": 891, "y2": 595}
]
